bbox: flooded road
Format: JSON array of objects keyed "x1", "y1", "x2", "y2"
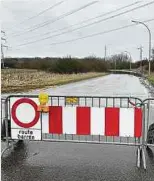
[
  {"x1": 25, "y1": 74, "x2": 149, "y2": 98},
  {"x1": 1, "y1": 74, "x2": 154, "y2": 181},
  {"x1": 1, "y1": 74, "x2": 149, "y2": 98}
]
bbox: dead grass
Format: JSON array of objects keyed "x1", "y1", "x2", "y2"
[{"x1": 1, "y1": 69, "x2": 106, "y2": 93}]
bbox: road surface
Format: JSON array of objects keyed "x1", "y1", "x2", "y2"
[{"x1": 1, "y1": 74, "x2": 154, "y2": 181}]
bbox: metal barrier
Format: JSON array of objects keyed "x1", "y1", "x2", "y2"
[
  {"x1": 142, "y1": 98, "x2": 154, "y2": 147},
  {"x1": 1, "y1": 95, "x2": 150, "y2": 169},
  {"x1": 1, "y1": 97, "x2": 15, "y2": 157},
  {"x1": 1, "y1": 98, "x2": 5, "y2": 129}
]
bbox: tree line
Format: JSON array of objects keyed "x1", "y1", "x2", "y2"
[{"x1": 3, "y1": 53, "x2": 154, "y2": 73}]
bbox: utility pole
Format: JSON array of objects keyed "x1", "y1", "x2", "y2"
[
  {"x1": 1, "y1": 30, "x2": 8, "y2": 68},
  {"x1": 115, "y1": 59, "x2": 116, "y2": 70},
  {"x1": 124, "y1": 51, "x2": 132, "y2": 70},
  {"x1": 104, "y1": 45, "x2": 107, "y2": 60},
  {"x1": 1, "y1": 44, "x2": 4, "y2": 68},
  {"x1": 152, "y1": 47, "x2": 154, "y2": 60},
  {"x1": 132, "y1": 20, "x2": 152, "y2": 75},
  {"x1": 137, "y1": 46, "x2": 143, "y2": 73}
]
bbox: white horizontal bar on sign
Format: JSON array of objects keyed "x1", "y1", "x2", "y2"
[{"x1": 11, "y1": 129, "x2": 41, "y2": 141}]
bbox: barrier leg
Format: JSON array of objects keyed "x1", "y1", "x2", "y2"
[
  {"x1": 141, "y1": 146, "x2": 147, "y2": 170},
  {"x1": 1, "y1": 119, "x2": 13, "y2": 157},
  {"x1": 137, "y1": 146, "x2": 141, "y2": 168},
  {"x1": 1, "y1": 140, "x2": 19, "y2": 157},
  {"x1": 146, "y1": 100, "x2": 150, "y2": 147},
  {"x1": 4, "y1": 119, "x2": 9, "y2": 148},
  {"x1": 1, "y1": 143, "x2": 12, "y2": 157},
  {"x1": 141, "y1": 105, "x2": 146, "y2": 170}
]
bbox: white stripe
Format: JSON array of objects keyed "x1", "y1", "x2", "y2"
[
  {"x1": 91, "y1": 107, "x2": 105, "y2": 135},
  {"x1": 120, "y1": 108, "x2": 134, "y2": 137},
  {"x1": 62, "y1": 107, "x2": 76, "y2": 134},
  {"x1": 42, "y1": 113, "x2": 49, "y2": 133}
]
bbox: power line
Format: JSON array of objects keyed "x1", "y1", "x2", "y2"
[
  {"x1": 9, "y1": 38, "x2": 154, "y2": 52},
  {"x1": 10, "y1": 18, "x2": 154, "y2": 51},
  {"x1": 46, "y1": 1, "x2": 154, "y2": 39},
  {"x1": 17, "y1": 1, "x2": 154, "y2": 47},
  {"x1": 47, "y1": 18, "x2": 154, "y2": 46},
  {"x1": 7, "y1": 1, "x2": 64, "y2": 33},
  {"x1": 11, "y1": 1, "x2": 98, "y2": 37},
  {"x1": 15, "y1": 1, "x2": 142, "y2": 42},
  {"x1": 13, "y1": 0, "x2": 154, "y2": 39},
  {"x1": 1, "y1": 37, "x2": 6, "y2": 41},
  {"x1": 26, "y1": 1, "x2": 99, "y2": 31},
  {"x1": 20, "y1": 1, "x2": 64, "y2": 23},
  {"x1": 9, "y1": 40, "x2": 154, "y2": 52}
]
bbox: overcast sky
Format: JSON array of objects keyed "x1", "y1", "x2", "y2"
[{"x1": 1, "y1": 0, "x2": 154, "y2": 61}]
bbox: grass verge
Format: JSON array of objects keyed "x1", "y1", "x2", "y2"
[
  {"x1": 1, "y1": 69, "x2": 107, "y2": 93},
  {"x1": 147, "y1": 73, "x2": 154, "y2": 86}
]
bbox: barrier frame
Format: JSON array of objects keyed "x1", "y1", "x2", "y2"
[
  {"x1": 142, "y1": 98, "x2": 154, "y2": 148},
  {"x1": 1, "y1": 95, "x2": 150, "y2": 169}
]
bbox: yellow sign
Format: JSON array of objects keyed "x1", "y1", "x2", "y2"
[
  {"x1": 66, "y1": 97, "x2": 79, "y2": 105},
  {"x1": 37, "y1": 92, "x2": 49, "y2": 112}
]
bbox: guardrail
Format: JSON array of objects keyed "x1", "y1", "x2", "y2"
[{"x1": 109, "y1": 70, "x2": 145, "y2": 77}]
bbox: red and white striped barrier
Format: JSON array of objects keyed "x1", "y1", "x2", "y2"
[
  {"x1": 10, "y1": 98, "x2": 142, "y2": 140},
  {"x1": 43, "y1": 106, "x2": 142, "y2": 137}
]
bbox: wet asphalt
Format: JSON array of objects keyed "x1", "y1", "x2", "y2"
[{"x1": 1, "y1": 74, "x2": 154, "y2": 181}]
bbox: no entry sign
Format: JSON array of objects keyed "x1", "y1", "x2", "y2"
[
  {"x1": 11, "y1": 97, "x2": 41, "y2": 140},
  {"x1": 11, "y1": 98, "x2": 40, "y2": 128}
]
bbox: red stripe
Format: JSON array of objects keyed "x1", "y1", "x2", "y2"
[
  {"x1": 134, "y1": 108, "x2": 142, "y2": 137},
  {"x1": 105, "y1": 108, "x2": 119, "y2": 136},
  {"x1": 49, "y1": 106, "x2": 62, "y2": 134},
  {"x1": 76, "y1": 107, "x2": 90, "y2": 135}
]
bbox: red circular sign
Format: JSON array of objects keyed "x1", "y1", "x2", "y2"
[{"x1": 11, "y1": 98, "x2": 40, "y2": 128}]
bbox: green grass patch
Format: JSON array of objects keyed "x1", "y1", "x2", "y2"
[{"x1": 147, "y1": 74, "x2": 154, "y2": 85}]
